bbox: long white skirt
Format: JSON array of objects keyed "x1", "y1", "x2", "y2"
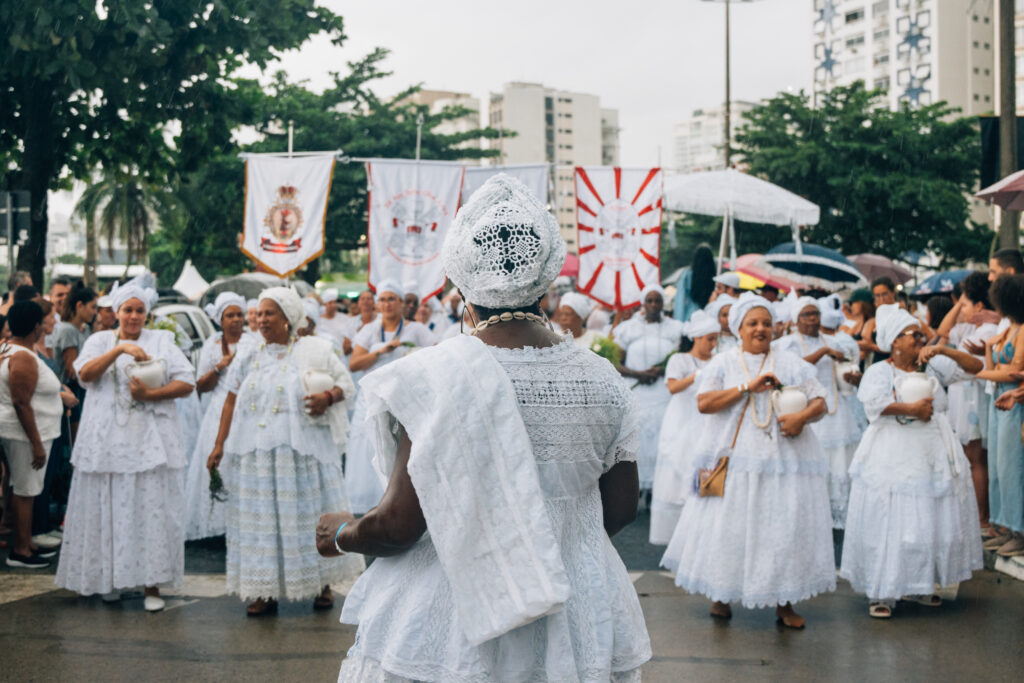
[
  {"x1": 176, "y1": 392, "x2": 202, "y2": 470},
  {"x1": 225, "y1": 447, "x2": 364, "y2": 601},
  {"x1": 825, "y1": 442, "x2": 858, "y2": 529},
  {"x1": 55, "y1": 466, "x2": 185, "y2": 595},
  {"x1": 344, "y1": 392, "x2": 386, "y2": 515},
  {"x1": 631, "y1": 382, "x2": 670, "y2": 490},
  {"x1": 338, "y1": 655, "x2": 643, "y2": 683},
  {"x1": 663, "y1": 470, "x2": 836, "y2": 608},
  {"x1": 650, "y1": 405, "x2": 699, "y2": 545},
  {"x1": 183, "y1": 393, "x2": 231, "y2": 541}
]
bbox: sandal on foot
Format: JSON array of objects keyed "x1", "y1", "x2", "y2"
[
  {"x1": 246, "y1": 599, "x2": 278, "y2": 616},
  {"x1": 775, "y1": 606, "x2": 806, "y2": 629},
  {"x1": 982, "y1": 533, "x2": 1012, "y2": 550},
  {"x1": 709, "y1": 602, "x2": 731, "y2": 620},
  {"x1": 313, "y1": 590, "x2": 334, "y2": 611},
  {"x1": 996, "y1": 537, "x2": 1024, "y2": 557},
  {"x1": 869, "y1": 602, "x2": 892, "y2": 619},
  {"x1": 903, "y1": 594, "x2": 941, "y2": 607}
]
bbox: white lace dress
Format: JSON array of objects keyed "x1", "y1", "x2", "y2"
[
  {"x1": 183, "y1": 331, "x2": 258, "y2": 541},
  {"x1": 661, "y1": 348, "x2": 836, "y2": 608},
  {"x1": 649, "y1": 353, "x2": 708, "y2": 545},
  {"x1": 839, "y1": 358, "x2": 983, "y2": 601},
  {"x1": 612, "y1": 315, "x2": 686, "y2": 490},
  {"x1": 338, "y1": 341, "x2": 651, "y2": 682},
  {"x1": 55, "y1": 329, "x2": 194, "y2": 595},
  {"x1": 772, "y1": 332, "x2": 864, "y2": 528},
  {"x1": 345, "y1": 319, "x2": 436, "y2": 514},
  {"x1": 222, "y1": 340, "x2": 365, "y2": 601}
]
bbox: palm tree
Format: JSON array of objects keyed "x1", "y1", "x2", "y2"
[{"x1": 73, "y1": 170, "x2": 181, "y2": 287}]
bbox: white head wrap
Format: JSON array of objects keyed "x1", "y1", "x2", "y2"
[
  {"x1": 258, "y1": 286, "x2": 305, "y2": 330},
  {"x1": 97, "y1": 294, "x2": 113, "y2": 309},
  {"x1": 819, "y1": 294, "x2": 844, "y2": 329},
  {"x1": 302, "y1": 297, "x2": 321, "y2": 327},
  {"x1": 321, "y1": 289, "x2": 338, "y2": 303},
  {"x1": 443, "y1": 173, "x2": 565, "y2": 309},
  {"x1": 874, "y1": 303, "x2": 919, "y2": 353},
  {"x1": 791, "y1": 296, "x2": 821, "y2": 324},
  {"x1": 559, "y1": 292, "x2": 594, "y2": 321},
  {"x1": 402, "y1": 282, "x2": 419, "y2": 298},
  {"x1": 246, "y1": 298, "x2": 259, "y2": 311},
  {"x1": 713, "y1": 272, "x2": 741, "y2": 289},
  {"x1": 375, "y1": 280, "x2": 402, "y2": 297},
  {"x1": 110, "y1": 281, "x2": 156, "y2": 314},
  {"x1": 705, "y1": 293, "x2": 737, "y2": 323},
  {"x1": 204, "y1": 292, "x2": 246, "y2": 325},
  {"x1": 640, "y1": 283, "x2": 666, "y2": 303},
  {"x1": 684, "y1": 310, "x2": 720, "y2": 338},
  {"x1": 728, "y1": 292, "x2": 774, "y2": 338}
]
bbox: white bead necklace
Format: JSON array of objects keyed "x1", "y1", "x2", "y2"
[{"x1": 249, "y1": 337, "x2": 294, "y2": 428}]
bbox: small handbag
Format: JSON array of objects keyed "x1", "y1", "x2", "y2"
[{"x1": 698, "y1": 398, "x2": 747, "y2": 498}]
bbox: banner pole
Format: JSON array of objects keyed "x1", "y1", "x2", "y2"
[{"x1": 288, "y1": 120, "x2": 294, "y2": 158}]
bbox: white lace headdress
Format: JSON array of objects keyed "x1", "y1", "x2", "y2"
[{"x1": 442, "y1": 174, "x2": 566, "y2": 309}]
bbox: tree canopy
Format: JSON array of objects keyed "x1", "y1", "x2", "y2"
[{"x1": 735, "y1": 82, "x2": 987, "y2": 268}]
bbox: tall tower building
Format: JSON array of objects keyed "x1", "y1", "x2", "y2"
[
  {"x1": 813, "y1": 0, "x2": 995, "y2": 115},
  {"x1": 672, "y1": 101, "x2": 757, "y2": 174},
  {"x1": 489, "y1": 82, "x2": 620, "y2": 252}
]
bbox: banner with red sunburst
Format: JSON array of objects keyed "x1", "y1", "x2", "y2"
[{"x1": 575, "y1": 166, "x2": 663, "y2": 310}]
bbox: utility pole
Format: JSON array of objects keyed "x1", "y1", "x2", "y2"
[
  {"x1": 724, "y1": 0, "x2": 731, "y2": 168},
  {"x1": 415, "y1": 113, "x2": 424, "y2": 161},
  {"x1": 999, "y1": 0, "x2": 1019, "y2": 249}
]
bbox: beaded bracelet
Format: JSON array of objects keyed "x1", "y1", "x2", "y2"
[{"x1": 334, "y1": 522, "x2": 348, "y2": 555}]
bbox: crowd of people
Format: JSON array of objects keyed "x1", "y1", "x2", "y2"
[{"x1": 1, "y1": 175, "x2": 1022, "y2": 677}]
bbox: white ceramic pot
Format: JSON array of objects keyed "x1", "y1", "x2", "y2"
[
  {"x1": 836, "y1": 361, "x2": 859, "y2": 396},
  {"x1": 126, "y1": 358, "x2": 166, "y2": 389},
  {"x1": 895, "y1": 372, "x2": 939, "y2": 404},
  {"x1": 772, "y1": 386, "x2": 808, "y2": 417},
  {"x1": 303, "y1": 370, "x2": 335, "y2": 395}
]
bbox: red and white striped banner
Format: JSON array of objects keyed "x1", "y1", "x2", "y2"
[{"x1": 575, "y1": 166, "x2": 663, "y2": 310}]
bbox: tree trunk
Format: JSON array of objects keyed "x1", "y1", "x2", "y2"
[
  {"x1": 16, "y1": 86, "x2": 55, "y2": 287},
  {"x1": 999, "y1": 0, "x2": 1019, "y2": 249},
  {"x1": 84, "y1": 219, "x2": 98, "y2": 288}
]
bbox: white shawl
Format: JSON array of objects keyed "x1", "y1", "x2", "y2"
[
  {"x1": 294, "y1": 336, "x2": 357, "y2": 450},
  {"x1": 358, "y1": 334, "x2": 570, "y2": 645}
]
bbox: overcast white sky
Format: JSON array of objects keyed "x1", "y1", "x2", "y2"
[{"x1": 249, "y1": 0, "x2": 814, "y2": 167}]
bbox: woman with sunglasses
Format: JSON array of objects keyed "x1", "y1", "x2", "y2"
[{"x1": 840, "y1": 304, "x2": 983, "y2": 619}]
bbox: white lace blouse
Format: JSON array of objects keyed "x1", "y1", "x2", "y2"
[{"x1": 72, "y1": 329, "x2": 195, "y2": 473}]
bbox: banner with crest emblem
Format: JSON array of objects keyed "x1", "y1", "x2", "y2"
[
  {"x1": 366, "y1": 159, "x2": 465, "y2": 300},
  {"x1": 242, "y1": 154, "x2": 336, "y2": 277},
  {"x1": 575, "y1": 166, "x2": 663, "y2": 310}
]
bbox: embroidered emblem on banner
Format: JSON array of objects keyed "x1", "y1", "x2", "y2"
[
  {"x1": 261, "y1": 185, "x2": 304, "y2": 253},
  {"x1": 383, "y1": 190, "x2": 447, "y2": 266}
]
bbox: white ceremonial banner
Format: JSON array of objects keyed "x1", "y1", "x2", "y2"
[
  {"x1": 242, "y1": 154, "x2": 335, "y2": 277},
  {"x1": 575, "y1": 166, "x2": 663, "y2": 310},
  {"x1": 462, "y1": 164, "x2": 549, "y2": 205},
  {"x1": 366, "y1": 159, "x2": 465, "y2": 300}
]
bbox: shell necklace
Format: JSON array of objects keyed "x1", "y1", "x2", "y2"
[
  {"x1": 797, "y1": 333, "x2": 838, "y2": 416},
  {"x1": 249, "y1": 337, "x2": 294, "y2": 428},
  {"x1": 739, "y1": 349, "x2": 775, "y2": 430}
]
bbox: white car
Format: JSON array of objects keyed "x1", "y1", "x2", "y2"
[{"x1": 151, "y1": 303, "x2": 215, "y2": 367}]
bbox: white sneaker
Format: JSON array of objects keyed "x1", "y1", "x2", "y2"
[
  {"x1": 101, "y1": 591, "x2": 121, "y2": 603},
  {"x1": 144, "y1": 595, "x2": 165, "y2": 612},
  {"x1": 31, "y1": 533, "x2": 61, "y2": 549}
]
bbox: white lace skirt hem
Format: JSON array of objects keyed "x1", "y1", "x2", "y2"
[
  {"x1": 55, "y1": 466, "x2": 185, "y2": 595},
  {"x1": 338, "y1": 652, "x2": 645, "y2": 683},
  {"x1": 839, "y1": 474, "x2": 983, "y2": 600},
  {"x1": 225, "y1": 447, "x2": 364, "y2": 602},
  {"x1": 661, "y1": 470, "x2": 836, "y2": 608}
]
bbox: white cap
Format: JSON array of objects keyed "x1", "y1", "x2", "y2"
[{"x1": 713, "y1": 272, "x2": 741, "y2": 289}]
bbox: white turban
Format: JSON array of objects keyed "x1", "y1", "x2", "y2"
[
  {"x1": 684, "y1": 310, "x2": 720, "y2": 338},
  {"x1": 705, "y1": 293, "x2": 737, "y2": 322},
  {"x1": 403, "y1": 282, "x2": 419, "y2": 298},
  {"x1": 258, "y1": 287, "x2": 305, "y2": 330},
  {"x1": 791, "y1": 296, "x2": 820, "y2": 324},
  {"x1": 874, "y1": 303, "x2": 919, "y2": 353},
  {"x1": 728, "y1": 292, "x2": 774, "y2": 338},
  {"x1": 246, "y1": 298, "x2": 259, "y2": 311},
  {"x1": 819, "y1": 294, "x2": 844, "y2": 329},
  {"x1": 559, "y1": 292, "x2": 594, "y2": 321},
  {"x1": 321, "y1": 289, "x2": 338, "y2": 303},
  {"x1": 443, "y1": 173, "x2": 565, "y2": 309},
  {"x1": 204, "y1": 292, "x2": 246, "y2": 325},
  {"x1": 640, "y1": 284, "x2": 666, "y2": 303},
  {"x1": 302, "y1": 297, "x2": 321, "y2": 327},
  {"x1": 110, "y1": 282, "x2": 156, "y2": 314},
  {"x1": 375, "y1": 280, "x2": 402, "y2": 297}
]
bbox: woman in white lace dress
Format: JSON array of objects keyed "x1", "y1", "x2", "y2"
[
  {"x1": 317, "y1": 174, "x2": 651, "y2": 682},
  {"x1": 772, "y1": 297, "x2": 864, "y2": 531},
  {"x1": 183, "y1": 293, "x2": 257, "y2": 541},
  {"x1": 839, "y1": 304, "x2": 983, "y2": 619},
  {"x1": 649, "y1": 310, "x2": 718, "y2": 545},
  {"x1": 206, "y1": 287, "x2": 364, "y2": 615},
  {"x1": 55, "y1": 284, "x2": 195, "y2": 612},
  {"x1": 612, "y1": 285, "x2": 686, "y2": 491},
  {"x1": 662, "y1": 294, "x2": 834, "y2": 629}
]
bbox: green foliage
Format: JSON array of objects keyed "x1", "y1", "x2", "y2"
[
  {"x1": 1, "y1": 0, "x2": 346, "y2": 284},
  {"x1": 735, "y1": 82, "x2": 985, "y2": 268}
]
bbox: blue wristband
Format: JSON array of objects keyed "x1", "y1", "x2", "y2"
[{"x1": 333, "y1": 522, "x2": 348, "y2": 555}]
